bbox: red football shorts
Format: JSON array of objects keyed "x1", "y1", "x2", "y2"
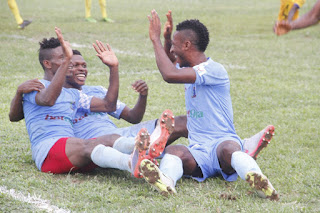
[{"x1": 41, "y1": 137, "x2": 97, "y2": 174}]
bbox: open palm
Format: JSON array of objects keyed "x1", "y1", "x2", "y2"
[{"x1": 93, "y1": 40, "x2": 119, "y2": 67}]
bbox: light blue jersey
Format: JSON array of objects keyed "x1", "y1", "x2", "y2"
[
  {"x1": 181, "y1": 58, "x2": 242, "y2": 182},
  {"x1": 185, "y1": 58, "x2": 240, "y2": 144},
  {"x1": 23, "y1": 80, "x2": 91, "y2": 170},
  {"x1": 73, "y1": 85, "x2": 126, "y2": 139},
  {"x1": 74, "y1": 85, "x2": 157, "y2": 139}
]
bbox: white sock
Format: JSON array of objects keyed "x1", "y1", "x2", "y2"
[
  {"x1": 112, "y1": 136, "x2": 135, "y2": 154},
  {"x1": 91, "y1": 144, "x2": 131, "y2": 172},
  {"x1": 231, "y1": 151, "x2": 262, "y2": 180},
  {"x1": 159, "y1": 154, "x2": 183, "y2": 186}
]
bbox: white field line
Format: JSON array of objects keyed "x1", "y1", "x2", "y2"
[
  {"x1": 0, "y1": 34, "x2": 152, "y2": 58},
  {"x1": 89, "y1": 69, "x2": 160, "y2": 76},
  {"x1": 1, "y1": 34, "x2": 246, "y2": 69},
  {"x1": 0, "y1": 185, "x2": 70, "y2": 213}
]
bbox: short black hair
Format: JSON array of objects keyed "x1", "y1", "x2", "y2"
[
  {"x1": 176, "y1": 19, "x2": 209, "y2": 52},
  {"x1": 38, "y1": 37, "x2": 61, "y2": 70},
  {"x1": 72, "y1": 49, "x2": 82, "y2": 56}
]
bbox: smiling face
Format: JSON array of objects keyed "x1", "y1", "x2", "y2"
[{"x1": 65, "y1": 54, "x2": 88, "y2": 89}]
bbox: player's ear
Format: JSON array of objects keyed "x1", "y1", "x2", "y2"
[
  {"x1": 184, "y1": 40, "x2": 192, "y2": 50},
  {"x1": 43, "y1": 60, "x2": 51, "y2": 69}
]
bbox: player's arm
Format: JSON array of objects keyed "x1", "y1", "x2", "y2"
[
  {"x1": 287, "y1": 4, "x2": 300, "y2": 22},
  {"x1": 9, "y1": 79, "x2": 44, "y2": 121},
  {"x1": 120, "y1": 80, "x2": 148, "y2": 124},
  {"x1": 148, "y1": 9, "x2": 196, "y2": 84},
  {"x1": 35, "y1": 27, "x2": 72, "y2": 106},
  {"x1": 274, "y1": 0, "x2": 320, "y2": 35},
  {"x1": 90, "y1": 41, "x2": 119, "y2": 112},
  {"x1": 163, "y1": 10, "x2": 176, "y2": 64},
  {"x1": 291, "y1": 0, "x2": 320, "y2": 29}
]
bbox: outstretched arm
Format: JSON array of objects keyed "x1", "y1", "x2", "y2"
[
  {"x1": 120, "y1": 80, "x2": 148, "y2": 124},
  {"x1": 9, "y1": 79, "x2": 44, "y2": 121},
  {"x1": 291, "y1": 0, "x2": 320, "y2": 29},
  {"x1": 274, "y1": 0, "x2": 320, "y2": 36},
  {"x1": 148, "y1": 9, "x2": 195, "y2": 83},
  {"x1": 35, "y1": 27, "x2": 73, "y2": 106},
  {"x1": 90, "y1": 41, "x2": 119, "y2": 112}
]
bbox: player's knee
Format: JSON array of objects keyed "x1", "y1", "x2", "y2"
[
  {"x1": 217, "y1": 141, "x2": 240, "y2": 164},
  {"x1": 165, "y1": 145, "x2": 191, "y2": 161}
]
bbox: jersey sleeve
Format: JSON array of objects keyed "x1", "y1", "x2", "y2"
[
  {"x1": 193, "y1": 60, "x2": 229, "y2": 86},
  {"x1": 79, "y1": 90, "x2": 93, "y2": 113},
  {"x1": 23, "y1": 80, "x2": 47, "y2": 104},
  {"x1": 23, "y1": 91, "x2": 38, "y2": 104},
  {"x1": 107, "y1": 100, "x2": 126, "y2": 119}
]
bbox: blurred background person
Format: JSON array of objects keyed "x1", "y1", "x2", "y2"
[
  {"x1": 278, "y1": 0, "x2": 306, "y2": 22},
  {"x1": 85, "y1": 0, "x2": 114, "y2": 23},
  {"x1": 7, "y1": 0, "x2": 31, "y2": 29},
  {"x1": 274, "y1": 0, "x2": 320, "y2": 35}
]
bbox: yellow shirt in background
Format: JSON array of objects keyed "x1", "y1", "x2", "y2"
[{"x1": 278, "y1": 0, "x2": 306, "y2": 21}]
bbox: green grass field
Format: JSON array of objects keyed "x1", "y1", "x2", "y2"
[{"x1": 1, "y1": 0, "x2": 319, "y2": 212}]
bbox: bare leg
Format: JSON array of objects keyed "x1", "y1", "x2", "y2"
[{"x1": 166, "y1": 115, "x2": 188, "y2": 145}]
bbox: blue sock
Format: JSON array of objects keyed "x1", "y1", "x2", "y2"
[
  {"x1": 159, "y1": 154, "x2": 183, "y2": 186},
  {"x1": 231, "y1": 151, "x2": 262, "y2": 180}
]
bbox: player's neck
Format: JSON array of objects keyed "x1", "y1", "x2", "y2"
[{"x1": 188, "y1": 52, "x2": 207, "y2": 67}]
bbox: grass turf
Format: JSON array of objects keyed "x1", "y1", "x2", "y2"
[{"x1": 0, "y1": 0, "x2": 319, "y2": 212}]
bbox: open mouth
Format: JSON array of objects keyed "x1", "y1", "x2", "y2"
[{"x1": 76, "y1": 73, "x2": 86, "y2": 81}]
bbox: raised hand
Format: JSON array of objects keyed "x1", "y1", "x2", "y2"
[
  {"x1": 163, "y1": 10, "x2": 173, "y2": 40},
  {"x1": 55, "y1": 27, "x2": 73, "y2": 59},
  {"x1": 93, "y1": 40, "x2": 119, "y2": 67},
  {"x1": 148, "y1": 9, "x2": 162, "y2": 42},
  {"x1": 273, "y1": 21, "x2": 292, "y2": 36},
  {"x1": 18, "y1": 79, "x2": 44, "y2": 94},
  {"x1": 132, "y1": 80, "x2": 148, "y2": 96}
]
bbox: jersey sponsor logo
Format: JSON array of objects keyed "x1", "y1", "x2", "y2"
[
  {"x1": 187, "y1": 109, "x2": 203, "y2": 119},
  {"x1": 73, "y1": 113, "x2": 88, "y2": 124},
  {"x1": 72, "y1": 112, "x2": 105, "y2": 124},
  {"x1": 44, "y1": 114, "x2": 73, "y2": 125}
]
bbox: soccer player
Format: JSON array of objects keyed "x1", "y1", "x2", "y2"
[
  {"x1": 277, "y1": 0, "x2": 306, "y2": 22},
  {"x1": 10, "y1": 27, "x2": 171, "y2": 178},
  {"x1": 7, "y1": 0, "x2": 31, "y2": 29},
  {"x1": 139, "y1": 10, "x2": 279, "y2": 200},
  {"x1": 10, "y1": 50, "x2": 272, "y2": 162},
  {"x1": 274, "y1": 0, "x2": 320, "y2": 35},
  {"x1": 85, "y1": 0, "x2": 114, "y2": 23},
  {"x1": 9, "y1": 53, "x2": 187, "y2": 155},
  {"x1": 66, "y1": 50, "x2": 187, "y2": 148}
]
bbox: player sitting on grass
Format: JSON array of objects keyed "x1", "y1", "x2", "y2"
[
  {"x1": 9, "y1": 49, "x2": 187, "y2": 168},
  {"x1": 8, "y1": 27, "x2": 172, "y2": 178},
  {"x1": 10, "y1": 49, "x2": 275, "y2": 162},
  {"x1": 139, "y1": 10, "x2": 279, "y2": 200},
  {"x1": 9, "y1": 29, "x2": 274, "y2": 178},
  {"x1": 10, "y1": 48, "x2": 274, "y2": 165}
]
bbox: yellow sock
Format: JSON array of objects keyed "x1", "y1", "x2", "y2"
[{"x1": 7, "y1": 0, "x2": 23, "y2": 25}]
